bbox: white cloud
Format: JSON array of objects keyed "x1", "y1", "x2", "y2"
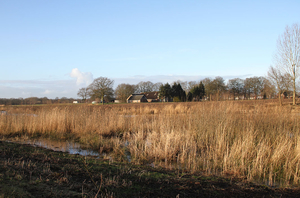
[{"x1": 70, "y1": 68, "x2": 93, "y2": 86}]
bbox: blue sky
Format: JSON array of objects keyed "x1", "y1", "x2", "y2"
[{"x1": 1, "y1": 0, "x2": 299, "y2": 98}]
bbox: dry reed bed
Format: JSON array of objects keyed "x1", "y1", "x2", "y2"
[{"x1": 1, "y1": 101, "x2": 300, "y2": 186}]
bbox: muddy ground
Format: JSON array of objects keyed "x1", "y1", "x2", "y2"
[{"x1": 1, "y1": 141, "x2": 300, "y2": 198}]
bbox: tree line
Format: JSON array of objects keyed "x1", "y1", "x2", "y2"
[
  {"x1": 0, "y1": 97, "x2": 79, "y2": 105},
  {"x1": 76, "y1": 75, "x2": 294, "y2": 104}
]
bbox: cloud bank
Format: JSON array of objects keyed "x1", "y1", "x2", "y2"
[
  {"x1": 70, "y1": 68, "x2": 93, "y2": 86},
  {"x1": 0, "y1": 79, "x2": 78, "y2": 99}
]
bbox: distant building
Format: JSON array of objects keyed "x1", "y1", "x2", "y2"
[
  {"x1": 127, "y1": 94, "x2": 148, "y2": 103},
  {"x1": 142, "y1": 92, "x2": 161, "y2": 102},
  {"x1": 114, "y1": 99, "x2": 122, "y2": 103}
]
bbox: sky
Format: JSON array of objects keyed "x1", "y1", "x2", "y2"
[{"x1": 1, "y1": 0, "x2": 300, "y2": 99}]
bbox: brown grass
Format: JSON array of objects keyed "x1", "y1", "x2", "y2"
[{"x1": 1, "y1": 100, "x2": 300, "y2": 186}]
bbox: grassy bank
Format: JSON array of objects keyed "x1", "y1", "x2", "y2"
[
  {"x1": 1, "y1": 141, "x2": 300, "y2": 197},
  {"x1": 1, "y1": 100, "x2": 300, "y2": 186}
]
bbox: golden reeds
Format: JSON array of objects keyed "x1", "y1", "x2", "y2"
[{"x1": 1, "y1": 100, "x2": 300, "y2": 186}]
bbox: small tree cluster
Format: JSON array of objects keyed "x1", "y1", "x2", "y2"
[
  {"x1": 171, "y1": 83, "x2": 186, "y2": 102},
  {"x1": 77, "y1": 77, "x2": 114, "y2": 104},
  {"x1": 114, "y1": 83, "x2": 137, "y2": 103},
  {"x1": 159, "y1": 83, "x2": 172, "y2": 102},
  {"x1": 187, "y1": 82, "x2": 205, "y2": 101}
]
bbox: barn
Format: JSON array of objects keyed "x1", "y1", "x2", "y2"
[
  {"x1": 142, "y1": 91, "x2": 161, "y2": 102},
  {"x1": 127, "y1": 94, "x2": 148, "y2": 103}
]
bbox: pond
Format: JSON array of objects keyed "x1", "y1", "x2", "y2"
[
  {"x1": 7, "y1": 138, "x2": 100, "y2": 157},
  {"x1": 5, "y1": 137, "x2": 133, "y2": 164}
]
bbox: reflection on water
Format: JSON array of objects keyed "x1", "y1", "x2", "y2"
[
  {"x1": 10, "y1": 138, "x2": 100, "y2": 157},
  {"x1": 8, "y1": 138, "x2": 132, "y2": 163}
]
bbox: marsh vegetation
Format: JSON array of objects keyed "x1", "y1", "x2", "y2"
[{"x1": 1, "y1": 100, "x2": 300, "y2": 187}]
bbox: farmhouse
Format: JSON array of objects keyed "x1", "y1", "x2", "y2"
[
  {"x1": 127, "y1": 94, "x2": 148, "y2": 103},
  {"x1": 142, "y1": 91, "x2": 161, "y2": 102}
]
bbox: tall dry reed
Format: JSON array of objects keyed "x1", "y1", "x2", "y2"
[{"x1": 1, "y1": 101, "x2": 300, "y2": 186}]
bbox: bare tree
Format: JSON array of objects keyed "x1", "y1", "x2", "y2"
[
  {"x1": 176, "y1": 80, "x2": 188, "y2": 93},
  {"x1": 115, "y1": 83, "x2": 137, "y2": 103},
  {"x1": 251, "y1": 77, "x2": 264, "y2": 99},
  {"x1": 152, "y1": 82, "x2": 163, "y2": 92},
  {"x1": 243, "y1": 77, "x2": 264, "y2": 99},
  {"x1": 77, "y1": 87, "x2": 89, "y2": 102},
  {"x1": 87, "y1": 77, "x2": 114, "y2": 105},
  {"x1": 268, "y1": 66, "x2": 292, "y2": 105},
  {"x1": 202, "y1": 78, "x2": 213, "y2": 101},
  {"x1": 275, "y1": 23, "x2": 300, "y2": 105},
  {"x1": 136, "y1": 81, "x2": 154, "y2": 93},
  {"x1": 211, "y1": 76, "x2": 226, "y2": 101},
  {"x1": 185, "y1": 81, "x2": 197, "y2": 94},
  {"x1": 227, "y1": 78, "x2": 244, "y2": 100},
  {"x1": 243, "y1": 78, "x2": 251, "y2": 99},
  {"x1": 261, "y1": 77, "x2": 276, "y2": 99}
]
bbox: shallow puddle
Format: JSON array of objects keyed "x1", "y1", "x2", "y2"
[
  {"x1": 7, "y1": 138, "x2": 100, "y2": 157},
  {"x1": 5, "y1": 137, "x2": 135, "y2": 164}
]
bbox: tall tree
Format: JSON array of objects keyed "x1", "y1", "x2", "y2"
[
  {"x1": 171, "y1": 83, "x2": 186, "y2": 102},
  {"x1": 176, "y1": 80, "x2": 188, "y2": 94},
  {"x1": 227, "y1": 78, "x2": 244, "y2": 100},
  {"x1": 77, "y1": 87, "x2": 89, "y2": 102},
  {"x1": 211, "y1": 76, "x2": 226, "y2": 101},
  {"x1": 198, "y1": 81, "x2": 205, "y2": 100},
  {"x1": 152, "y1": 82, "x2": 163, "y2": 92},
  {"x1": 187, "y1": 81, "x2": 197, "y2": 93},
  {"x1": 261, "y1": 77, "x2": 276, "y2": 99},
  {"x1": 202, "y1": 78, "x2": 213, "y2": 101},
  {"x1": 159, "y1": 83, "x2": 172, "y2": 102},
  {"x1": 275, "y1": 23, "x2": 300, "y2": 105},
  {"x1": 243, "y1": 78, "x2": 253, "y2": 99},
  {"x1": 243, "y1": 77, "x2": 264, "y2": 99},
  {"x1": 136, "y1": 81, "x2": 154, "y2": 93},
  {"x1": 87, "y1": 77, "x2": 114, "y2": 105},
  {"x1": 268, "y1": 66, "x2": 292, "y2": 105},
  {"x1": 190, "y1": 82, "x2": 205, "y2": 101},
  {"x1": 187, "y1": 91, "x2": 193, "y2": 102},
  {"x1": 115, "y1": 83, "x2": 137, "y2": 103},
  {"x1": 251, "y1": 77, "x2": 264, "y2": 99}
]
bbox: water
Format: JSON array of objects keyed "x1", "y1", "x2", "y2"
[
  {"x1": 8, "y1": 138, "x2": 100, "y2": 157},
  {"x1": 6, "y1": 137, "x2": 134, "y2": 165}
]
